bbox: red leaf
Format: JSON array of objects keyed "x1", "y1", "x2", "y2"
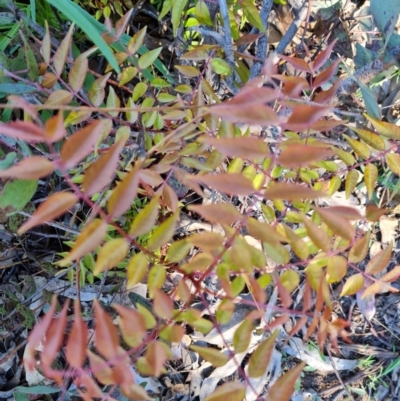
[
  {"x1": 18, "y1": 192, "x2": 78, "y2": 234},
  {"x1": 279, "y1": 55, "x2": 312, "y2": 72},
  {"x1": 312, "y1": 39, "x2": 337, "y2": 71},
  {"x1": 83, "y1": 138, "x2": 125, "y2": 196},
  {"x1": 198, "y1": 135, "x2": 270, "y2": 159},
  {"x1": 264, "y1": 182, "x2": 325, "y2": 200},
  {"x1": 0, "y1": 156, "x2": 54, "y2": 179},
  {"x1": 93, "y1": 299, "x2": 120, "y2": 360},
  {"x1": 44, "y1": 112, "x2": 66, "y2": 142},
  {"x1": 312, "y1": 59, "x2": 340, "y2": 89},
  {"x1": 187, "y1": 173, "x2": 255, "y2": 195},
  {"x1": 24, "y1": 296, "x2": 57, "y2": 371},
  {"x1": 278, "y1": 144, "x2": 333, "y2": 168},
  {"x1": 61, "y1": 120, "x2": 107, "y2": 169},
  {"x1": 41, "y1": 300, "x2": 69, "y2": 369},
  {"x1": 283, "y1": 104, "x2": 331, "y2": 131},
  {"x1": 145, "y1": 341, "x2": 167, "y2": 377},
  {"x1": 268, "y1": 362, "x2": 306, "y2": 401},
  {"x1": 0, "y1": 121, "x2": 48, "y2": 143},
  {"x1": 188, "y1": 203, "x2": 242, "y2": 225},
  {"x1": 66, "y1": 299, "x2": 89, "y2": 369}
]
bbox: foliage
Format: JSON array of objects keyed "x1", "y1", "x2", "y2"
[{"x1": 0, "y1": 0, "x2": 399, "y2": 400}]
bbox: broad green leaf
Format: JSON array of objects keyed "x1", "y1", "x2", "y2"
[
  {"x1": 159, "y1": 0, "x2": 173, "y2": 20},
  {"x1": 364, "y1": 163, "x2": 378, "y2": 199},
  {"x1": 0, "y1": 179, "x2": 37, "y2": 217},
  {"x1": 190, "y1": 345, "x2": 229, "y2": 367},
  {"x1": 328, "y1": 175, "x2": 341, "y2": 197},
  {"x1": 195, "y1": 0, "x2": 213, "y2": 26},
  {"x1": 248, "y1": 330, "x2": 279, "y2": 378},
  {"x1": 281, "y1": 270, "x2": 300, "y2": 292},
  {"x1": 20, "y1": 32, "x2": 39, "y2": 81},
  {"x1": 345, "y1": 169, "x2": 359, "y2": 199},
  {"x1": 340, "y1": 273, "x2": 364, "y2": 297},
  {"x1": 263, "y1": 241, "x2": 290, "y2": 264},
  {"x1": 166, "y1": 240, "x2": 191, "y2": 263}
]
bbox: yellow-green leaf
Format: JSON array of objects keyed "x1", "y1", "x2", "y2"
[
  {"x1": 129, "y1": 195, "x2": 160, "y2": 237},
  {"x1": 127, "y1": 251, "x2": 148, "y2": 289},
  {"x1": 138, "y1": 47, "x2": 162, "y2": 70},
  {"x1": 344, "y1": 135, "x2": 370, "y2": 160},
  {"x1": 248, "y1": 330, "x2": 279, "y2": 378},
  {"x1": 326, "y1": 256, "x2": 347, "y2": 283},
  {"x1": 281, "y1": 270, "x2": 300, "y2": 292},
  {"x1": 386, "y1": 153, "x2": 400, "y2": 176},
  {"x1": 302, "y1": 216, "x2": 331, "y2": 252},
  {"x1": 364, "y1": 113, "x2": 400, "y2": 140},
  {"x1": 233, "y1": 318, "x2": 253, "y2": 353},
  {"x1": 147, "y1": 212, "x2": 179, "y2": 251},
  {"x1": 190, "y1": 345, "x2": 229, "y2": 367},
  {"x1": 147, "y1": 264, "x2": 166, "y2": 298},
  {"x1": 205, "y1": 382, "x2": 246, "y2": 401},
  {"x1": 340, "y1": 273, "x2": 364, "y2": 297},
  {"x1": 345, "y1": 169, "x2": 359, "y2": 199},
  {"x1": 351, "y1": 127, "x2": 385, "y2": 151},
  {"x1": 94, "y1": 238, "x2": 129, "y2": 275},
  {"x1": 242, "y1": 0, "x2": 266, "y2": 32},
  {"x1": 348, "y1": 231, "x2": 370, "y2": 263},
  {"x1": 364, "y1": 163, "x2": 378, "y2": 199}
]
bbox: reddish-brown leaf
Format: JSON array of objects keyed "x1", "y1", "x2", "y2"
[
  {"x1": 279, "y1": 55, "x2": 312, "y2": 72},
  {"x1": 264, "y1": 183, "x2": 325, "y2": 200},
  {"x1": 0, "y1": 121, "x2": 48, "y2": 143},
  {"x1": 315, "y1": 207, "x2": 355, "y2": 241},
  {"x1": 198, "y1": 135, "x2": 270, "y2": 159},
  {"x1": 24, "y1": 296, "x2": 57, "y2": 371},
  {"x1": 145, "y1": 341, "x2": 167, "y2": 377},
  {"x1": 188, "y1": 203, "x2": 242, "y2": 225},
  {"x1": 107, "y1": 162, "x2": 141, "y2": 218},
  {"x1": 113, "y1": 304, "x2": 147, "y2": 348},
  {"x1": 83, "y1": 138, "x2": 125, "y2": 196},
  {"x1": 153, "y1": 288, "x2": 174, "y2": 319},
  {"x1": 93, "y1": 299, "x2": 120, "y2": 360},
  {"x1": 313, "y1": 78, "x2": 343, "y2": 104},
  {"x1": 18, "y1": 192, "x2": 78, "y2": 234},
  {"x1": 365, "y1": 242, "x2": 393, "y2": 275},
  {"x1": 61, "y1": 120, "x2": 107, "y2": 169},
  {"x1": 65, "y1": 299, "x2": 88, "y2": 369},
  {"x1": 348, "y1": 231, "x2": 370, "y2": 263},
  {"x1": 268, "y1": 362, "x2": 306, "y2": 401},
  {"x1": 247, "y1": 217, "x2": 287, "y2": 243},
  {"x1": 382, "y1": 265, "x2": 400, "y2": 282},
  {"x1": 162, "y1": 183, "x2": 179, "y2": 212},
  {"x1": 312, "y1": 59, "x2": 340, "y2": 88},
  {"x1": 44, "y1": 112, "x2": 66, "y2": 142},
  {"x1": 187, "y1": 173, "x2": 255, "y2": 195},
  {"x1": 0, "y1": 156, "x2": 54, "y2": 179},
  {"x1": 283, "y1": 104, "x2": 331, "y2": 131},
  {"x1": 312, "y1": 39, "x2": 337, "y2": 70},
  {"x1": 278, "y1": 144, "x2": 333, "y2": 168},
  {"x1": 365, "y1": 205, "x2": 388, "y2": 222},
  {"x1": 210, "y1": 102, "x2": 281, "y2": 125},
  {"x1": 41, "y1": 300, "x2": 69, "y2": 369}
]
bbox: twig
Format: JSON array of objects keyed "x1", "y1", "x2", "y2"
[
  {"x1": 275, "y1": 0, "x2": 309, "y2": 57},
  {"x1": 326, "y1": 346, "x2": 355, "y2": 401},
  {"x1": 249, "y1": 0, "x2": 274, "y2": 80},
  {"x1": 190, "y1": 27, "x2": 225, "y2": 47}
]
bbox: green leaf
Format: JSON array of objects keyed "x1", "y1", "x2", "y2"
[
  {"x1": 242, "y1": 0, "x2": 266, "y2": 32},
  {"x1": 20, "y1": 32, "x2": 39, "y2": 81},
  {"x1": 138, "y1": 47, "x2": 162, "y2": 70},
  {"x1": 195, "y1": 0, "x2": 213, "y2": 26},
  {"x1": 248, "y1": 331, "x2": 279, "y2": 377},
  {"x1": 45, "y1": 0, "x2": 120, "y2": 72},
  {"x1": 147, "y1": 212, "x2": 179, "y2": 251},
  {"x1": 211, "y1": 58, "x2": 232, "y2": 75},
  {"x1": 0, "y1": 179, "x2": 37, "y2": 217},
  {"x1": 14, "y1": 386, "x2": 60, "y2": 395},
  {"x1": 172, "y1": 0, "x2": 189, "y2": 37}
]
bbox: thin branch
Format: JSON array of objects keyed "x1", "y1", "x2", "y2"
[
  {"x1": 189, "y1": 27, "x2": 225, "y2": 47},
  {"x1": 275, "y1": 0, "x2": 309, "y2": 57},
  {"x1": 249, "y1": 0, "x2": 274, "y2": 80}
]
